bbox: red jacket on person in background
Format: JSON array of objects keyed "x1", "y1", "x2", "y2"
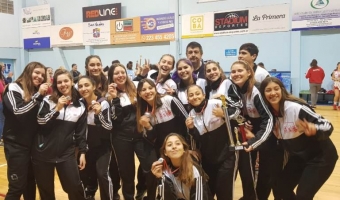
[{"x1": 306, "y1": 66, "x2": 325, "y2": 84}]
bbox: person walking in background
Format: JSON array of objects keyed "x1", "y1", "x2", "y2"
[
  {"x1": 331, "y1": 62, "x2": 340, "y2": 110},
  {"x1": 71, "y1": 63, "x2": 81, "y2": 84},
  {"x1": 305, "y1": 59, "x2": 325, "y2": 108}
]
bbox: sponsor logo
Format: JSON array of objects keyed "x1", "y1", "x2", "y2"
[
  {"x1": 252, "y1": 14, "x2": 286, "y2": 21},
  {"x1": 144, "y1": 18, "x2": 156, "y2": 30},
  {"x1": 33, "y1": 40, "x2": 41, "y2": 46},
  {"x1": 311, "y1": 0, "x2": 329, "y2": 9},
  {"x1": 214, "y1": 10, "x2": 248, "y2": 31},
  {"x1": 93, "y1": 28, "x2": 100, "y2": 38},
  {"x1": 115, "y1": 19, "x2": 133, "y2": 32},
  {"x1": 87, "y1": 21, "x2": 105, "y2": 28},
  {"x1": 59, "y1": 27, "x2": 73, "y2": 40},
  {"x1": 190, "y1": 16, "x2": 204, "y2": 31},
  {"x1": 33, "y1": 30, "x2": 40, "y2": 35},
  {"x1": 22, "y1": 8, "x2": 32, "y2": 15},
  {"x1": 82, "y1": 3, "x2": 121, "y2": 22}
]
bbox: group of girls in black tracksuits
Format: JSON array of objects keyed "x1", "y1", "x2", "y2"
[{"x1": 2, "y1": 54, "x2": 338, "y2": 200}]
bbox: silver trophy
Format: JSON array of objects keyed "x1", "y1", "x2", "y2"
[{"x1": 220, "y1": 95, "x2": 244, "y2": 151}]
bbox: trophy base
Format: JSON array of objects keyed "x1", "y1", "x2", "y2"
[{"x1": 229, "y1": 145, "x2": 244, "y2": 151}]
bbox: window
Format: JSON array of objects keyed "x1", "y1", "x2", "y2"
[{"x1": 0, "y1": 0, "x2": 14, "y2": 15}]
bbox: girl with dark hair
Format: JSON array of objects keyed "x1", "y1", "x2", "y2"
[
  {"x1": 136, "y1": 78, "x2": 188, "y2": 152},
  {"x1": 260, "y1": 77, "x2": 338, "y2": 200},
  {"x1": 107, "y1": 64, "x2": 156, "y2": 200},
  {"x1": 331, "y1": 62, "x2": 340, "y2": 110},
  {"x1": 185, "y1": 85, "x2": 240, "y2": 200},
  {"x1": 204, "y1": 60, "x2": 241, "y2": 105},
  {"x1": 175, "y1": 58, "x2": 206, "y2": 111},
  {"x1": 78, "y1": 76, "x2": 113, "y2": 200},
  {"x1": 3, "y1": 62, "x2": 49, "y2": 199},
  {"x1": 85, "y1": 55, "x2": 121, "y2": 199},
  {"x1": 305, "y1": 59, "x2": 325, "y2": 108},
  {"x1": 229, "y1": 60, "x2": 274, "y2": 200},
  {"x1": 32, "y1": 68, "x2": 87, "y2": 200},
  {"x1": 151, "y1": 133, "x2": 212, "y2": 200},
  {"x1": 85, "y1": 55, "x2": 108, "y2": 97}
]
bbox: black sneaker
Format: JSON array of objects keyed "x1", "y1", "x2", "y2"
[
  {"x1": 87, "y1": 195, "x2": 95, "y2": 200},
  {"x1": 113, "y1": 193, "x2": 120, "y2": 200},
  {"x1": 136, "y1": 190, "x2": 147, "y2": 200}
]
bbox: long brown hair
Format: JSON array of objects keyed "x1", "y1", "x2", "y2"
[
  {"x1": 108, "y1": 63, "x2": 137, "y2": 105},
  {"x1": 205, "y1": 60, "x2": 227, "y2": 85},
  {"x1": 50, "y1": 68, "x2": 80, "y2": 106},
  {"x1": 160, "y1": 133, "x2": 195, "y2": 186},
  {"x1": 260, "y1": 77, "x2": 307, "y2": 117},
  {"x1": 15, "y1": 62, "x2": 47, "y2": 102},
  {"x1": 136, "y1": 79, "x2": 163, "y2": 132},
  {"x1": 85, "y1": 55, "x2": 108, "y2": 97},
  {"x1": 231, "y1": 60, "x2": 255, "y2": 98},
  {"x1": 159, "y1": 54, "x2": 175, "y2": 69}
]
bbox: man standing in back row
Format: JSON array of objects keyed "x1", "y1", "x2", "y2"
[{"x1": 172, "y1": 41, "x2": 205, "y2": 83}]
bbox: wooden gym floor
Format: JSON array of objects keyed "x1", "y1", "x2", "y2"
[{"x1": 0, "y1": 105, "x2": 339, "y2": 199}]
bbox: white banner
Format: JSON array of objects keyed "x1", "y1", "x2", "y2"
[
  {"x1": 22, "y1": 26, "x2": 51, "y2": 39},
  {"x1": 51, "y1": 23, "x2": 83, "y2": 47},
  {"x1": 22, "y1": 4, "x2": 52, "y2": 29},
  {"x1": 83, "y1": 20, "x2": 111, "y2": 45},
  {"x1": 249, "y1": 4, "x2": 290, "y2": 34},
  {"x1": 181, "y1": 12, "x2": 214, "y2": 38},
  {"x1": 213, "y1": 4, "x2": 290, "y2": 36},
  {"x1": 292, "y1": 0, "x2": 340, "y2": 31}
]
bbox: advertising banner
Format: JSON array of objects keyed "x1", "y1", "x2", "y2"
[
  {"x1": 24, "y1": 38, "x2": 50, "y2": 49},
  {"x1": 82, "y1": 3, "x2": 121, "y2": 22},
  {"x1": 22, "y1": 26, "x2": 51, "y2": 49},
  {"x1": 110, "y1": 17, "x2": 142, "y2": 44},
  {"x1": 181, "y1": 12, "x2": 214, "y2": 38},
  {"x1": 51, "y1": 23, "x2": 83, "y2": 47},
  {"x1": 22, "y1": 4, "x2": 51, "y2": 29},
  {"x1": 213, "y1": 4, "x2": 289, "y2": 36},
  {"x1": 83, "y1": 21, "x2": 111, "y2": 45},
  {"x1": 292, "y1": 0, "x2": 340, "y2": 31},
  {"x1": 249, "y1": 4, "x2": 290, "y2": 33},
  {"x1": 140, "y1": 13, "x2": 175, "y2": 42},
  {"x1": 214, "y1": 10, "x2": 249, "y2": 36}
]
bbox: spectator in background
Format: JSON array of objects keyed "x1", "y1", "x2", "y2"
[
  {"x1": 112, "y1": 60, "x2": 120, "y2": 65},
  {"x1": 71, "y1": 64, "x2": 81, "y2": 84},
  {"x1": 331, "y1": 62, "x2": 340, "y2": 110},
  {"x1": 0, "y1": 69, "x2": 5, "y2": 146},
  {"x1": 47, "y1": 67, "x2": 53, "y2": 77},
  {"x1": 6, "y1": 72, "x2": 13, "y2": 84},
  {"x1": 0, "y1": 62, "x2": 7, "y2": 84},
  {"x1": 258, "y1": 62, "x2": 265, "y2": 69},
  {"x1": 46, "y1": 67, "x2": 54, "y2": 94},
  {"x1": 103, "y1": 66, "x2": 109, "y2": 78},
  {"x1": 305, "y1": 59, "x2": 325, "y2": 108},
  {"x1": 172, "y1": 41, "x2": 205, "y2": 83},
  {"x1": 126, "y1": 61, "x2": 135, "y2": 80}
]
